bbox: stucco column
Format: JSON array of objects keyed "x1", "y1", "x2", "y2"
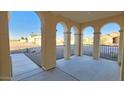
[
  {"x1": 74, "y1": 33, "x2": 81, "y2": 56},
  {"x1": 120, "y1": 29, "x2": 124, "y2": 80},
  {"x1": 64, "y1": 32, "x2": 71, "y2": 60},
  {"x1": 0, "y1": 12, "x2": 11, "y2": 80},
  {"x1": 41, "y1": 14, "x2": 56, "y2": 70},
  {"x1": 93, "y1": 32, "x2": 101, "y2": 59},
  {"x1": 118, "y1": 29, "x2": 124, "y2": 66}
]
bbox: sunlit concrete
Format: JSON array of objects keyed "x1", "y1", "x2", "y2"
[
  {"x1": 12, "y1": 55, "x2": 120, "y2": 81},
  {"x1": 11, "y1": 53, "x2": 40, "y2": 80},
  {"x1": 57, "y1": 55, "x2": 120, "y2": 81}
]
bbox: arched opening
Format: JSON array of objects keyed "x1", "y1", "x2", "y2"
[
  {"x1": 100, "y1": 22, "x2": 121, "y2": 61},
  {"x1": 82, "y1": 26, "x2": 94, "y2": 56},
  {"x1": 56, "y1": 22, "x2": 66, "y2": 59},
  {"x1": 70, "y1": 26, "x2": 78, "y2": 56},
  {"x1": 9, "y1": 11, "x2": 42, "y2": 77}
]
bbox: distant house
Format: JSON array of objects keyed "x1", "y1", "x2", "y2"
[
  {"x1": 20, "y1": 37, "x2": 28, "y2": 43},
  {"x1": 100, "y1": 32, "x2": 120, "y2": 45},
  {"x1": 112, "y1": 36, "x2": 119, "y2": 45},
  {"x1": 83, "y1": 32, "x2": 120, "y2": 45},
  {"x1": 28, "y1": 33, "x2": 41, "y2": 46},
  {"x1": 56, "y1": 39, "x2": 64, "y2": 45}
]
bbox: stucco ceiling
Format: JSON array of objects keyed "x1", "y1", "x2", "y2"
[{"x1": 52, "y1": 11, "x2": 124, "y2": 23}]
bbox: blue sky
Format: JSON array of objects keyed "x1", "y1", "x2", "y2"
[
  {"x1": 56, "y1": 23, "x2": 64, "y2": 39},
  {"x1": 9, "y1": 11, "x2": 121, "y2": 39},
  {"x1": 9, "y1": 11, "x2": 41, "y2": 39}
]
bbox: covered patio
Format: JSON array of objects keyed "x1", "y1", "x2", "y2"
[
  {"x1": 11, "y1": 53, "x2": 120, "y2": 81},
  {"x1": 0, "y1": 11, "x2": 124, "y2": 81}
]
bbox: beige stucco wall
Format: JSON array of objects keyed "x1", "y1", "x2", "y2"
[{"x1": 0, "y1": 12, "x2": 11, "y2": 80}]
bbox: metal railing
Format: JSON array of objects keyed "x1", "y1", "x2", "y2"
[
  {"x1": 70, "y1": 45, "x2": 75, "y2": 56},
  {"x1": 100, "y1": 45, "x2": 118, "y2": 61},
  {"x1": 11, "y1": 45, "x2": 75, "y2": 60},
  {"x1": 56, "y1": 45, "x2": 75, "y2": 59},
  {"x1": 83, "y1": 44, "x2": 93, "y2": 56},
  {"x1": 82, "y1": 44, "x2": 118, "y2": 61},
  {"x1": 11, "y1": 44, "x2": 118, "y2": 61},
  {"x1": 56, "y1": 45, "x2": 64, "y2": 59}
]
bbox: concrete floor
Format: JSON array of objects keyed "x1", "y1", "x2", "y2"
[
  {"x1": 11, "y1": 53, "x2": 120, "y2": 81},
  {"x1": 11, "y1": 54, "x2": 41, "y2": 80},
  {"x1": 57, "y1": 56, "x2": 120, "y2": 81}
]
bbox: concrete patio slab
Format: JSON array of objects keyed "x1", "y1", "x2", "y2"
[
  {"x1": 11, "y1": 53, "x2": 41, "y2": 77},
  {"x1": 22, "y1": 68, "x2": 77, "y2": 81},
  {"x1": 11, "y1": 54, "x2": 120, "y2": 81},
  {"x1": 57, "y1": 55, "x2": 120, "y2": 81}
]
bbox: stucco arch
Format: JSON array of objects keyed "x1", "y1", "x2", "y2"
[
  {"x1": 100, "y1": 21, "x2": 122, "y2": 62},
  {"x1": 81, "y1": 26, "x2": 95, "y2": 35},
  {"x1": 7, "y1": 11, "x2": 43, "y2": 76},
  {"x1": 81, "y1": 25, "x2": 95, "y2": 56},
  {"x1": 81, "y1": 25, "x2": 95, "y2": 33},
  {"x1": 35, "y1": 11, "x2": 43, "y2": 20},
  {"x1": 56, "y1": 21, "x2": 68, "y2": 32},
  {"x1": 70, "y1": 26, "x2": 79, "y2": 34},
  {"x1": 34, "y1": 11, "x2": 45, "y2": 29},
  {"x1": 100, "y1": 22, "x2": 121, "y2": 32},
  {"x1": 54, "y1": 15, "x2": 78, "y2": 33},
  {"x1": 94, "y1": 14, "x2": 123, "y2": 31},
  {"x1": 99, "y1": 22, "x2": 121, "y2": 45}
]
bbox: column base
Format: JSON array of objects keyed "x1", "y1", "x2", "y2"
[
  {"x1": 79, "y1": 54, "x2": 82, "y2": 56},
  {"x1": 118, "y1": 61, "x2": 121, "y2": 66},
  {"x1": 75, "y1": 54, "x2": 81, "y2": 56},
  {"x1": 0, "y1": 76, "x2": 11, "y2": 81},
  {"x1": 93, "y1": 57, "x2": 99, "y2": 60},
  {"x1": 64, "y1": 57, "x2": 70, "y2": 60},
  {"x1": 120, "y1": 71, "x2": 124, "y2": 81},
  {"x1": 42, "y1": 64, "x2": 56, "y2": 71}
]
